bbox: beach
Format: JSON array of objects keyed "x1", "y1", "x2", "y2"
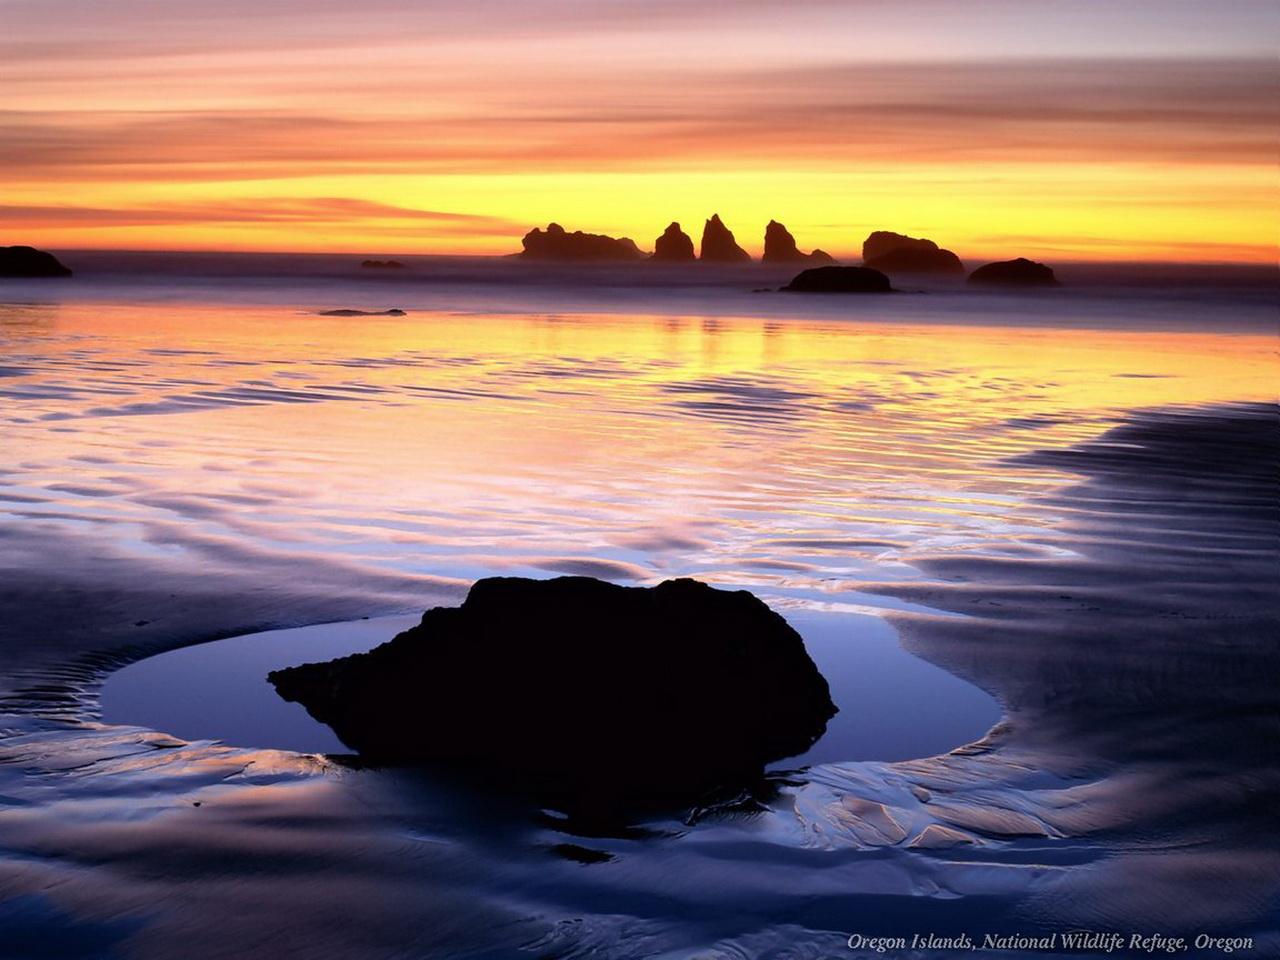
[{"x1": 0, "y1": 259, "x2": 1276, "y2": 957}]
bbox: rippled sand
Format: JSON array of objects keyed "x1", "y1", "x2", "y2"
[{"x1": 0, "y1": 284, "x2": 1276, "y2": 957}]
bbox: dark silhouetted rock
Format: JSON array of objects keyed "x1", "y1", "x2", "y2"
[
  {"x1": 699, "y1": 214, "x2": 751, "y2": 263},
  {"x1": 763, "y1": 221, "x2": 837, "y2": 265},
  {"x1": 361, "y1": 259, "x2": 406, "y2": 269},
  {"x1": 319, "y1": 308, "x2": 407, "y2": 316},
  {"x1": 967, "y1": 258, "x2": 1060, "y2": 287},
  {"x1": 0, "y1": 246, "x2": 72, "y2": 278},
  {"x1": 861, "y1": 231, "x2": 963, "y2": 275},
  {"x1": 782, "y1": 266, "x2": 893, "y2": 293},
  {"x1": 269, "y1": 576, "x2": 835, "y2": 813},
  {"x1": 520, "y1": 223, "x2": 645, "y2": 261},
  {"x1": 652, "y1": 222, "x2": 696, "y2": 261},
  {"x1": 862, "y1": 230, "x2": 926, "y2": 262},
  {"x1": 864, "y1": 246, "x2": 963, "y2": 276}
]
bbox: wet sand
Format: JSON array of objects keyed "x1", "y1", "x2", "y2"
[
  {"x1": 0, "y1": 289, "x2": 1276, "y2": 957},
  {"x1": 864, "y1": 403, "x2": 1279, "y2": 939}
]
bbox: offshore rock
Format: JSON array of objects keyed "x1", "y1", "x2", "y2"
[
  {"x1": 782, "y1": 265, "x2": 893, "y2": 293},
  {"x1": 319, "y1": 308, "x2": 407, "y2": 316},
  {"x1": 0, "y1": 246, "x2": 72, "y2": 278},
  {"x1": 861, "y1": 231, "x2": 963, "y2": 275},
  {"x1": 763, "y1": 220, "x2": 836, "y2": 265},
  {"x1": 967, "y1": 258, "x2": 1060, "y2": 287},
  {"x1": 269, "y1": 576, "x2": 836, "y2": 813},
  {"x1": 520, "y1": 223, "x2": 646, "y2": 261},
  {"x1": 865, "y1": 245, "x2": 964, "y2": 275},
  {"x1": 699, "y1": 214, "x2": 752, "y2": 263},
  {"x1": 652, "y1": 222, "x2": 696, "y2": 261}
]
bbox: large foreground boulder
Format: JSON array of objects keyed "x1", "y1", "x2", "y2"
[
  {"x1": 270, "y1": 576, "x2": 835, "y2": 812},
  {"x1": 699, "y1": 214, "x2": 752, "y2": 263},
  {"x1": 861, "y1": 231, "x2": 963, "y2": 275},
  {"x1": 652, "y1": 222, "x2": 696, "y2": 261},
  {"x1": 762, "y1": 220, "x2": 836, "y2": 265},
  {"x1": 520, "y1": 223, "x2": 646, "y2": 261},
  {"x1": 968, "y1": 257, "x2": 1059, "y2": 287},
  {"x1": 0, "y1": 246, "x2": 72, "y2": 278},
  {"x1": 782, "y1": 265, "x2": 892, "y2": 293}
]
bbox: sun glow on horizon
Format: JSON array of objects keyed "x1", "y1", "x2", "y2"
[{"x1": 3, "y1": 1, "x2": 1277, "y2": 263}]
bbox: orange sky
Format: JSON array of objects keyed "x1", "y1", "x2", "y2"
[{"x1": 3, "y1": 0, "x2": 1277, "y2": 262}]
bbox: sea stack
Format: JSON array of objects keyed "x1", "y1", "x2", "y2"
[
  {"x1": 763, "y1": 221, "x2": 836, "y2": 265},
  {"x1": 269, "y1": 576, "x2": 836, "y2": 813},
  {"x1": 699, "y1": 214, "x2": 752, "y2": 263},
  {"x1": 0, "y1": 246, "x2": 72, "y2": 278},
  {"x1": 861, "y1": 231, "x2": 963, "y2": 275},
  {"x1": 967, "y1": 258, "x2": 1060, "y2": 287},
  {"x1": 652, "y1": 222, "x2": 696, "y2": 261},
  {"x1": 520, "y1": 223, "x2": 646, "y2": 261}
]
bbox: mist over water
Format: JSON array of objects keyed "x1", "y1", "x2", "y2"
[{"x1": 0, "y1": 266, "x2": 1275, "y2": 958}]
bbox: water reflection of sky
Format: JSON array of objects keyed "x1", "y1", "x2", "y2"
[{"x1": 1, "y1": 301, "x2": 1273, "y2": 622}]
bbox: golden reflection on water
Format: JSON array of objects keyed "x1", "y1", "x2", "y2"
[{"x1": 1, "y1": 302, "x2": 1273, "y2": 608}]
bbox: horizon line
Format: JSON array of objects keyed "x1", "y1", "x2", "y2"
[{"x1": 28, "y1": 245, "x2": 1280, "y2": 271}]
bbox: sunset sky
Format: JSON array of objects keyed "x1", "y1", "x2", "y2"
[{"x1": 4, "y1": 0, "x2": 1277, "y2": 262}]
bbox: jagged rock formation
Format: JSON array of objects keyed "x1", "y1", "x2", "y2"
[
  {"x1": 360, "y1": 260, "x2": 406, "y2": 269},
  {"x1": 861, "y1": 231, "x2": 963, "y2": 275},
  {"x1": 652, "y1": 222, "x2": 696, "y2": 261},
  {"x1": 763, "y1": 221, "x2": 836, "y2": 265},
  {"x1": 781, "y1": 266, "x2": 893, "y2": 293},
  {"x1": 699, "y1": 214, "x2": 752, "y2": 263},
  {"x1": 967, "y1": 258, "x2": 1060, "y2": 287},
  {"x1": 269, "y1": 576, "x2": 836, "y2": 813},
  {"x1": 0, "y1": 246, "x2": 72, "y2": 278},
  {"x1": 520, "y1": 223, "x2": 646, "y2": 261}
]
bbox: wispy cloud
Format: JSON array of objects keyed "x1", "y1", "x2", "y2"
[
  {"x1": 0, "y1": 198, "x2": 524, "y2": 234},
  {"x1": 3, "y1": 58, "x2": 1275, "y2": 184}
]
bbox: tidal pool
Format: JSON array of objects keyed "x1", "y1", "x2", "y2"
[{"x1": 100, "y1": 607, "x2": 1001, "y2": 765}]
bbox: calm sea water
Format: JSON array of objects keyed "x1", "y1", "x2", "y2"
[{"x1": 3, "y1": 265, "x2": 1271, "y2": 628}]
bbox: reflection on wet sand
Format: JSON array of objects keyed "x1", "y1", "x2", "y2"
[{"x1": 0, "y1": 299, "x2": 1276, "y2": 957}]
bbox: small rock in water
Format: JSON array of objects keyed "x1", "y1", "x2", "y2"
[
  {"x1": 967, "y1": 258, "x2": 1059, "y2": 287},
  {"x1": 781, "y1": 266, "x2": 893, "y2": 293},
  {"x1": 360, "y1": 259, "x2": 407, "y2": 269},
  {"x1": 269, "y1": 576, "x2": 836, "y2": 814},
  {"x1": 318, "y1": 308, "x2": 407, "y2": 316}
]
